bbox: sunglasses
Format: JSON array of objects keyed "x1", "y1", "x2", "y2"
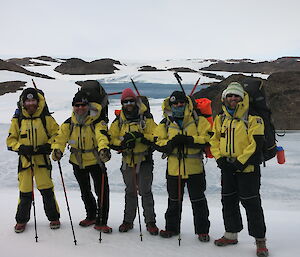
[
  {"x1": 172, "y1": 101, "x2": 186, "y2": 105},
  {"x1": 74, "y1": 103, "x2": 88, "y2": 107},
  {"x1": 226, "y1": 94, "x2": 241, "y2": 98},
  {"x1": 122, "y1": 99, "x2": 136, "y2": 105}
]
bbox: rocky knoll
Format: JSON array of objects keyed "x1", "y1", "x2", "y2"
[
  {"x1": 0, "y1": 81, "x2": 26, "y2": 96},
  {"x1": 0, "y1": 59, "x2": 54, "y2": 79},
  {"x1": 54, "y1": 58, "x2": 121, "y2": 75},
  {"x1": 201, "y1": 57, "x2": 300, "y2": 74},
  {"x1": 193, "y1": 71, "x2": 300, "y2": 130},
  {"x1": 7, "y1": 56, "x2": 61, "y2": 66}
]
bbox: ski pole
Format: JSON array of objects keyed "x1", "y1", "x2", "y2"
[
  {"x1": 98, "y1": 171, "x2": 105, "y2": 243},
  {"x1": 177, "y1": 148, "x2": 182, "y2": 246},
  {"x1": 131, "y1": 152, "x2": 143, "y2": 241},
  {"x1": 108, "y1": 91, "x2": 123, "y2": 96},
  {"x1": 58, "y1": 161, "x2": 77, "y2": 245},
  {"x1": 190, "y1": 77, "x2": 201, "y2": 96},
  {"x1": 130, "y1": 78, "x2": 141, "y2": 96},
  {"x1": 174, "y1": 73, "x2": 186, "y2": 95},
  {"x1": 29, "y1": 159, "x2": 38, "y2": 243}
]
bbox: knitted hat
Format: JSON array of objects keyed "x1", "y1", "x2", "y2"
[
  {"x1": 21, "y1": 88, "x2": 39, "y2": 102},
  {"x1": 121, "y1": 88, "x2": 137, "y2": 101},
  {"x1": 72, "y1": 91, "x2": 89, "y2": 106},
  {"x1": 223, "y1": 82, "x2": 244, "y2": 99},
  {"x1": 169, "y1": 91, "x2": 187, "y2": 105}
]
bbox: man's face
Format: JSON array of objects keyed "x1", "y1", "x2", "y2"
[
  {"x1": 122, "y1": 97, "x2": 136, "y2": 112},
  {"x1": 225, "y1": 94, "x2": 243, "y2": 110},
  {"x1": 24, "y1": 99, "x2": 38, "y2": 115},
  {"x1": 73, "y1": 102, "x2": 89, "y2": 116}
]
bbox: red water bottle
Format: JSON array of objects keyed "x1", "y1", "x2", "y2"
[
  {"x1": 204, "y1": 146, "x2": 213, "y2": 158},
  {"x1": 276, "y1": 146, "x2": 285, "y2": 164}
]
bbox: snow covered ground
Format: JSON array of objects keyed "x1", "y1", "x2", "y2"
[{"x1": 0, "y1": 61, "x2": 299, "y2": 257}]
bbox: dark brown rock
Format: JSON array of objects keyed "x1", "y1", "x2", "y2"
[
  {"x1": 167, "y1": 67, "x2": 197, "y2": 73},
  {"x1": 0, "y1": 59, "x2": 54, "y2": 79},
  {"x1": 138, "y1": 65, "x2": 166, "y2": 72},
  {"x1": 54, "y1": 58, "x2": 121, "y2": 75},
  {"x1": 0, "y1": 81, "x2": 27, "y2": 96},
  {"x1": 201, "y1": 57, "x2": 300, "y2": 74}
]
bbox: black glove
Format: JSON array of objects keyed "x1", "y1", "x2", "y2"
[
  {"x1": 183, "y1": 135, "x2": 194, "y2": 146},
  {"x1": 170, "y1": 134, "x2": 185, "y2": 147},
  {"x1": 18, "y1": 145, "x2": 34, "y2": 156},
  {"x1": 99, "y1": 148, "x2": 111, "y2": 162},
  {"x1": 36, "y1": 143, "x2": 52, "y2": 155},
  {"x1": 232, "y1": 160, "x2": 244, "y2": 172},
  {"x1": 216, "y1": 157, "x2": 230, "y2": 170},
  {"x1": 121, "y1": 132, "x2": 137, "y2": 149},
  {"x1": 131, "y1": 131, "x2": 143, "y2": 139}
]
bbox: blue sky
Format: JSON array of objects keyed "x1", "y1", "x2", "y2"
[{"x1": 1, "y1": 0, "x2": 299, "y2": 61}]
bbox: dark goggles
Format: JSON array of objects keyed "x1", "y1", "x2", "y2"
[
  {"x1": 74, "y1": 103, "x2": 88, "y2": 107},
  {"x1": 226, "y1": 94, "x2": 241, "y2": 98},
  {"x1": 122, "y1": 99, "x2": 136, "y2": 105}
]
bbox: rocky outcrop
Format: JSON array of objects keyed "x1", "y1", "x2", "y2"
[
  {"x1": 0, "y1": 81, "x2": 26, "y2": 95},
  {"x1": 201, "y1": 57, "x2": 300, "y2": 74},
  {"x1": 54, "y1": 58, "x2": 121, "y2": 75},
  {"x1": 138, "y1": 65, "x2": 166, "y2": 72},
  {"x1": 167, "y1": 67, "x2": 197, "y2": 73},
  {"x1": 0, "y1": 59, "x2": 54, "y2": 79},
  {"x1": 193, "y1": 71, "x2": 300, "y2": 130}
]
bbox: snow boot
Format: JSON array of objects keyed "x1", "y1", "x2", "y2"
[
  {"x1": 256, "y1": 238, "x2": 269, "y2": 257},
  {"x1": 79, "y1": 218, "x2": 96, "y2": 227},
  {"x1": 14, "y1": 223, "x2": 27, "y2": 233},
  {"x1": 198, "y1": 233, "x2": 210, "y2": 242},
  {"x1": 159, "y1": 230, "x2": 178, "y2": 238},
  {"x1": 50, "y1": 220, "x2": 61, "y2": 229},
  {"x1": 146, "y1": 222, "x2": 159, "y2": 235},
  {"x1": 214, "y1": 236, "x2": 238, "y2": 246},
  {"x1": 94, "y1": 224, "x2": 113, "y2": 233},
  {"x1": 119, "y1": 222, "x2": 133, "y2": 232}
]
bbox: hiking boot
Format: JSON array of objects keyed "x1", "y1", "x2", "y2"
[
  {"x1": 50, "y1": 220, "x2": 61, "y2": 229},
  {"x1": 14, "y1": 223, "x2": 27, "y2": 233},
  {"x1": 159, "y1": 230, "x2": 178, "y2": 238},
  {"x1": 94, "y1": 224, "x2": 113, "y2": 233},
  {"x1": 256, "y1": 238, "x2": 269, "y2": 257},
  {"x1": 198, "y1": 233, "x2": 210, "y2": 242},
  {"x1": 214, "y1": 236, "x2": 238, "y2": 246},
  {"x1": 146, "y1": 222, "x2": 159, "y2": 236},
  {"x1": 119, "y1": 222, "x2": 133, "y2": 232},
  {"x1": 79, "y1": 218, "x2": 96, "y2": 227}
]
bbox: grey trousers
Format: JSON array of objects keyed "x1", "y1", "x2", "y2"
[{"x1": 121, "y1": 160, "x2": 156, "y2": 224}]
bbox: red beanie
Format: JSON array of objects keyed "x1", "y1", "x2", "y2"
[{"x1": 121, "y1": 88, "x2": 137, "y2": 101}]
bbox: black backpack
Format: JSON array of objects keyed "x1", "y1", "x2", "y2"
[
  {"x1": 242, "y1": 78, "x2": 277, "y2": 162},
  {"x1": 79, "y1": 80, "x2": 109, "y2": 123}
]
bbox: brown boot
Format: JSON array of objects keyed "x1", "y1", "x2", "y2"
[{"x1": 256, "y1": 238, "x2": 269, "y2": 257}]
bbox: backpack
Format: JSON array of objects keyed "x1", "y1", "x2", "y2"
[
  {"x1": 242, "y1": 78, "x2": 277, "y2": 162},
  {"x1": 79, "y1": 80, "x2": 109, "y2": 123},
  {"x1": 15, "y1": 89, "x2": 52, "y2": 138}
]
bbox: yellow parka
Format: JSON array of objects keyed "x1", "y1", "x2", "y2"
[
  {"x1": 154, "y1": 96, "x2": 212, "y2": 179},
  {"x1": 109, "y1": 101, "x2": 157, "y2": 167},
  {"x1": 7, "y1": 92, "x2": 59, "y2": 172},
  {"x1": 210, "y1": 93, "x2": 265, "y2": 172},
  {"x1": 52, "y1": 102, "x2": 109, "y2": 168}
]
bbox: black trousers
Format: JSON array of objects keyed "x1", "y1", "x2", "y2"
[
  {"x1": 221, "y1": 165, "x2": 266, "y2": 238},
  {"x1": 165, "y1": 173, "x2": 210, "y2": 234},
  {"x1": 16, "y1": 188, "x2": 60, "y2": 223},
  {"x1": 73, "y1": 164, "x2": 109, "y2": 225}
]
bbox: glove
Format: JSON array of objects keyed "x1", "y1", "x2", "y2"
[
  {"x1": 183, "y1": 135, "x2": 194, "y2": 146},
  {"x1": 99, "y1": 148, "x2": 111, "y2": 163},
  {"x1": 232, "y1": 160, "x2": 244, "y2": 172},
  {"x1": 52, "y1": 149, "x2": 62, "y2": 161},
  {"x1": 18, "y1": 145, "x2": 34, "y2": 155},
  {"x1": 35, "y1": 143, "x2": 52, "y2": 155},
  {"x1": 216, "y1": 157, "x2": 229, "y2": 170},
  {"x1": 171, "y1": 134, "x2": 193, "y2": 147},
  {"x1": 131, "y1": 131, "x2": 143, "y2": 139},
  {"x1": 121, "y1": 132, "x2": 137, "y2": 149}
]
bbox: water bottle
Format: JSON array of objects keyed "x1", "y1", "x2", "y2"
[{"x1": 276, "y1": 146, "x2": 285, "y2": 164}]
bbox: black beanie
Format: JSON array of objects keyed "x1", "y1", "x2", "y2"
[
  {"x1": 169, "y1": 91, "x2": 187, "y2": 105},
  {"x1": 72, "y1": 91, "x2": 89, "y2": 106},
  {"x1": 21, "y1": 88, "x2": 39, "y2": 102}
]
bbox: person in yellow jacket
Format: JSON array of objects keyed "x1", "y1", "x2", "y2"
[
  {"x1": 154, "y1": 91, "x2": 211, "y2": 241},
  {"x1": 109, "y1": 88, "x2": 158, "y2": 235},
  {"x1": 7, "y1": 88, "x2": 60, "y2": 233},
  {"x1": 52, "y1": 90, "x2": 112, "y2": 233},
  {"x1": 210, "y1": 82, "x2": 268, "y2": 257}
]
